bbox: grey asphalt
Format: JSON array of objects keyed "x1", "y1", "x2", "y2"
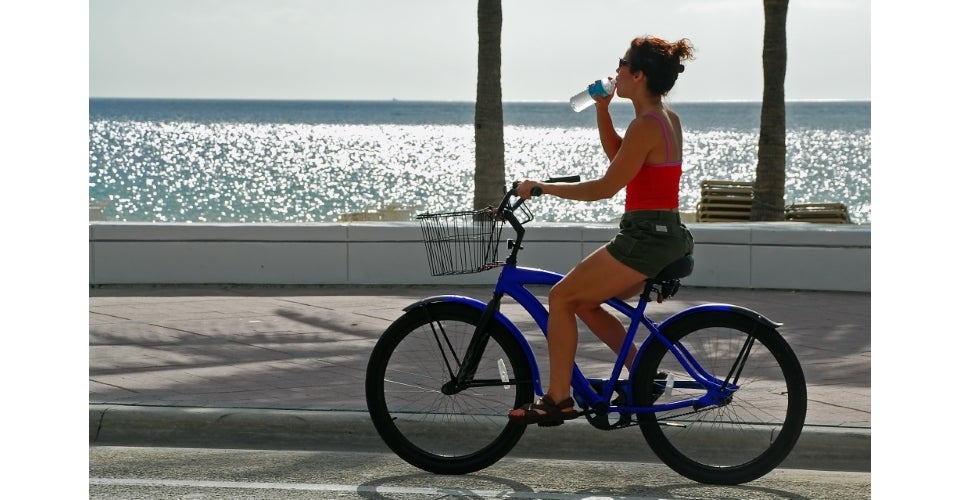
[{"x1": 89, "y1": 284, "x2": 870, "y2": 473}]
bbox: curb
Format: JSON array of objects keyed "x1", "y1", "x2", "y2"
[{"x1": 90, "y1": 404, "x2": 869, "y2": 473}]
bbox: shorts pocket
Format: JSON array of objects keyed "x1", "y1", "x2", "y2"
[{"x1": 610, "y1": 230, "x2": 641, "y2": 256}]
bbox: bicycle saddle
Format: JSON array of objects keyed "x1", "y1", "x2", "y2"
[
  {"x1": 652, "y1": 254, "x2": 694, "y2": 283},
  {"x1": 642, "y1": 255, "x2": 693, "y2": 303}
]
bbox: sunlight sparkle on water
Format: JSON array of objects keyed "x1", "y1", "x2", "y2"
[{"x1": 89, "y1": 121, "x2": 870, "y2": 224}]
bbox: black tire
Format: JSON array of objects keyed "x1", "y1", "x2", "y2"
[
  {"x1": 365, "y1": 302, "x2": 534, "y2": 474},
  {"x1": 634, "y1": 310, "x2": 807, "y2": 485}
]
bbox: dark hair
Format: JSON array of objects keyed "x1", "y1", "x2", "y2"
[{"x1": 624, "y1": 36, "x2": 695, "y2": 96}]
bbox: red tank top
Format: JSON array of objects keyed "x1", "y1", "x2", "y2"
[{"x1": 624, "y1": 112, "x2": 682, "y2": 211}]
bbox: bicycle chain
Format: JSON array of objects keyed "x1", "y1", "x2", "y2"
[
  {"x1": 584, "y1": 407, "x2": 705, "y2": 431},
  {"x1": 582, "y1": 380, "x2": 709, "y2": 430}
]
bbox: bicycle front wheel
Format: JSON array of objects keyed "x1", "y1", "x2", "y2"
[
  {"x1": 365, "y1": 302, "x2": 534, "y2": 474},
  {"x1": 634, "y1": 310, "x2": 807, "y2": 485}
]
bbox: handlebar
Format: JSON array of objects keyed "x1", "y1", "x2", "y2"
[
  {"x1": 496, "y1": 175, "x2": 580, "y2": 264},
  {"x1": 499, "y1": 175, "x2": 581, "y2": 211}
]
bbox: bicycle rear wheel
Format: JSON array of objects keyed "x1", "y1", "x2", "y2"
[
  {"x1": 634, "y1": 310, "x2": 807, "y2": 485},
  {"x1": 365, "y1": 302, "x2": 534, "y2": 474}
]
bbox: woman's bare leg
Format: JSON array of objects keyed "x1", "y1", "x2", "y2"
[
  {"x1": 576, "y1": 279, "x2": 646, "y2": 370},
  {"x1": 542, "y1": 247, "x2": 647, "y2": 403}
]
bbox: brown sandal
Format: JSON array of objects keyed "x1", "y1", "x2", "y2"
[{"x1": 508, "y1": 395, "x2": 580, "y2": 427}]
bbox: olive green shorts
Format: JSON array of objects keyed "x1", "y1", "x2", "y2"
[{"x1": 604, "y1": 210, "x2": 694, "y2": 278}]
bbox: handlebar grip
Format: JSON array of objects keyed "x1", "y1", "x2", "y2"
[
  {"x1": 545, "y1": 175, "x2": 581, "y2": 184},
  {"x1": 532, "y1": 175, "x2": 579, "y2": 196},
  {"x1": 511, "y1": 175, "x2": 580, "y2": 197}
]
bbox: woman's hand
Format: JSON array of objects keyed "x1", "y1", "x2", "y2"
[
  {"x1": 595, "y1": 77, "x2": 616, "y2": 110},
  {"x1": 515, "y1": 180, "x2": 544, "y2": 199}
]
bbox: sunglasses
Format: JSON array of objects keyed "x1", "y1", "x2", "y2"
[{"x1": 618, "y1": 57, "x2": 630, "y2": 68}]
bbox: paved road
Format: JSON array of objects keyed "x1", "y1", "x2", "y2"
[
  {"x1": 90, "y1": 446, "x2": 872, "y2": 499},
  {"x1": 89, "y1": 284, "x2": 870, "y2": 471}
]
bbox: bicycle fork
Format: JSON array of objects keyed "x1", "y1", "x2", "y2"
[{"x1": 437, "y1": 292, "x2": 506, "y2": 395}]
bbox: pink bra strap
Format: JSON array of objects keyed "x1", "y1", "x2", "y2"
[{"x1": 643, "y1": 112, "x2": 673, "y2": 160}]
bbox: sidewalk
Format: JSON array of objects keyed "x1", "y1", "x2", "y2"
[{"x1": 89, "y1": 284, "x2": 870, "y2": 472}]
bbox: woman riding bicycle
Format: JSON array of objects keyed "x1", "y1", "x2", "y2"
[{"x1": 509, "y1": 35, "x2": 696, "y2": 426}]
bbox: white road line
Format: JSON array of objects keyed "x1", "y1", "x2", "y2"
[{"x1": 90, "y1": 477, "x2": 667, "y2": 499}]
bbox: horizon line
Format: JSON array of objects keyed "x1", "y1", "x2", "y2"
[{"x1": 88, "y1": 96, "x2": 871, "y2": 104}]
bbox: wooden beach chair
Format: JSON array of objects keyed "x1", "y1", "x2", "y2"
[
  {"x1": 695, "y1": 179, "x2": 853, "y2": 224},
  {"x1": 695, "y1": 180, "x2": 754, "y2": 222},
  {"x1": 784, "y1": 202, "x2": 851, "y2": 224}
]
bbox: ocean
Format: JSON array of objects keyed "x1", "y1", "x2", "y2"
[{"x1": 88, "y1": 99, "x2": 871, "y2": 224}]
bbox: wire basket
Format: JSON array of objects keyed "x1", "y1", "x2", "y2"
[{"x1": 416, "y1": 208, "x2": 505, "y2": 276}]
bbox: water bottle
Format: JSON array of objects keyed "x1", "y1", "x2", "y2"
[{"x1": 569, "y1": 77, "x2": 616, "y2": 112}]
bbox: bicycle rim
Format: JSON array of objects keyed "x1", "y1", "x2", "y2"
[
  {"x1": 365, "y1": 303, "x2": 533, "y2": 474},
  {"x1": 635, "y1": 311, "x2": 807, "y2": 485}
]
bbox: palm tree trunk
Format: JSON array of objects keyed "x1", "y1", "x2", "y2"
[
  {"x1": 753, "y1": 0, "x2": 788, "y2": 221},
  {"x1": 474, "y1": 0, "x2": 505, "y2": 210}
]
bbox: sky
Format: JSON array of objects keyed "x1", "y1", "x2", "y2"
[{"x1": 88, "y1": 0, "x2": 871, "y2": 103}]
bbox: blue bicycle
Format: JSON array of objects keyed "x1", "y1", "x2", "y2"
[{"x1": 365, "y1": 178, "x2": 807, "y2": 485}]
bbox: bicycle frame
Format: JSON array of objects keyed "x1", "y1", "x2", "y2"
[
  {"x1": 421, "y1": 262, "x2": 746, "y2": 417},
  {"x1": 414, "y1": 183, "x2": 756, "y2": 419}
]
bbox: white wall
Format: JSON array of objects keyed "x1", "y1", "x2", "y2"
[{"x1": 89, "y1": 222, "x2": 871, "y2": 292}]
